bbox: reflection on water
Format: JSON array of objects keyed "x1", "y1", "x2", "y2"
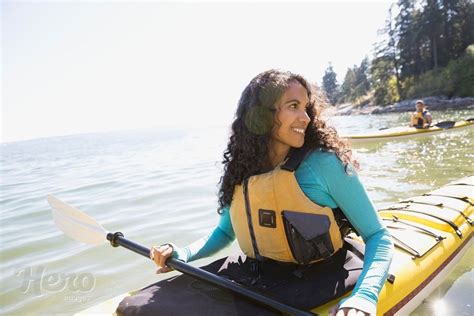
[{"x1": 1, "y1": 109, "x2": 473, "y2": 315}]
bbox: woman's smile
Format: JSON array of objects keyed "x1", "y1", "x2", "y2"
[{"x1": 291, "y1": 127, "x2": 306, "y2": 135}]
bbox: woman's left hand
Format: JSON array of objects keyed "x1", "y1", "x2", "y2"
[{"x1": 330, "y1": 307, "x2": 369, "y2": 316}]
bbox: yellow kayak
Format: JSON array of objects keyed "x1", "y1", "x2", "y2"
[
  {"x1": 344, "y1": 119, "x2": 474, "y2": 144},
  {"x1": 77, "y1": 176, "x2": 473, "y2": 316}
]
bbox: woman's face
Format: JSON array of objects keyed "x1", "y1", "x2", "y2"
[
  {"x1": 416, "y1": 102, "x2": 425, "y2": 112},
  {"x1": 270, "y1": 81, "x2": 311, "y2": 156}
]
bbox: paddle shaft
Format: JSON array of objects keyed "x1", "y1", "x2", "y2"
[{"x1": 106, "y1": 232, "x2": 316, "y2": 316}]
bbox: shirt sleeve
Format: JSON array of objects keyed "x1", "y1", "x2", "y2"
[
  {"x1": 426, "y1": 112, "x2": 433, "y2": 123},
  {"x1": 172, "y1": 206, "x2": 236, "y2": 263},
  {"x1": 303, "y1": 152, "x2": 394, "y2": 315}
]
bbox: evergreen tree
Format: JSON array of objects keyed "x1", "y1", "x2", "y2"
[
  {"x1": 442, "y1": 0, "x2": 474, "y2": 60},
  {"x1": 329, "y1": 0, "x2": 474, "y2": 106},
  {"x1": 370, "y1": 56, "x2": 399, "y2": 105},
  {"x1": 340, "y1": 68, "x2": 356, "y2": 103},
  {"x1": 396, "y1": 0, "x2": 423, "y2": 78},
  {"x1": 322, "y1": 64, "x2": 339, "y2": 105},
  {"x1": 353, "y1": 57, "x2": 371, "y2": 98},
  {"x1": 422, "y1": 0, "x2": 445, "y2": 69},
  {"x1": 395, "y1": 0, "x2": 473, "y2": 78},
  {"x1": 387, "y1": 4, "x2": 403, "y2": 96}
]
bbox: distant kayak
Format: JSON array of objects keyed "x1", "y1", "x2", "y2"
[
  {"x1": 343, "y1": 118, "x2": 474, "y2": 144},
  {"x1": 76, "y1": 176, "x2": 473, "y2": 316}
]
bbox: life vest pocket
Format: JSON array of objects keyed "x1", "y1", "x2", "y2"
[{"x1": 282, "y1": 211, "x2": 334, "y2": 264}]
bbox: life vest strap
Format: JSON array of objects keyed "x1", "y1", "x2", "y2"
[
  {"x1": 243, "y1": 178, "x2": 265, "y2": 262},
  {"x1": 281, "y1": 146, "x2": 312, "y2": 172}
]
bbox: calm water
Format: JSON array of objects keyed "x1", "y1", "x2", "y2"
[{"x1": 1, "y1": 109, "x2": 473, "y2": 315}]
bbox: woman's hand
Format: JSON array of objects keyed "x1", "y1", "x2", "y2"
[
  {"x1": 150, "y1": 244, "x2": 174, "y2": 274},
  {"x1": 330, "y1": 307, "x2": 369, "y2": 316}
]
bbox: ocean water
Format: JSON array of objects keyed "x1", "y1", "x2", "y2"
[{"x1": 1, "y1": 109, "x2": 473, "y2": 315}]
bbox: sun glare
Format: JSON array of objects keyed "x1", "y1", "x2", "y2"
[{"x1": 432, "y1": 299, "x2": 448, "y2": 316}]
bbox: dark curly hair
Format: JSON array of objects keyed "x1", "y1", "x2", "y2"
[{"x1": 217, "y1": 69, "x2": 358, "y2": 213}]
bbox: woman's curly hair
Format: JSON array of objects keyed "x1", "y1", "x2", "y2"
[{"x1": 217, "y1": 69, "x2": 358, "y2": 213}]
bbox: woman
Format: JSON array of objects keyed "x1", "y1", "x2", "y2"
[
  {"x1": 409, "y1": 99, "x2": 432, "y2": 128},
  {"x1": 150, "y1": 70, "x2": 393, "y2": 315}
]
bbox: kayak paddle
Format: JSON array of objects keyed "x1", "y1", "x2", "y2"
[
  {"x1": 433, "y1": 120, "x2": 456, "y2": 129},
  {"x1": 47, "y1": 195, "x2": 316, "y2": 316},
  {"x1": 433, "y1": 118, "x2": 473, "y2": 129}
]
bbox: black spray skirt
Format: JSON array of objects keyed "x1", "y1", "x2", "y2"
[{"x1": 117, "y1": 243, "x2": 364, "y2": 316}]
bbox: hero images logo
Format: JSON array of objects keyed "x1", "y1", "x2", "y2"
[{"x1": 16, "y1": 266, "x2": 95, "y2": 296}]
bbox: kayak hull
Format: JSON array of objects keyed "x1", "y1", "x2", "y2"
[
  {"x1": 344, "y1": 120, "x2": 474, "y2": 144},
  {"x1": 390, "y1": 236, "x2": 471, "y2": 315}
]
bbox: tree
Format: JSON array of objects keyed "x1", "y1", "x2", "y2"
[
  {"x1": 338, "y1": 58, "x2": 371, "y2": 103},
  {"x1": 396, "y1": 0, "x2": 423, "y2": 79},
  {"x1": 322, "y1": 64, "x2": 339, "y2": 105},
  {"x1": 395, "y1": 0, "x2": 474, "y2": 78},
  {"x1": 340, "y1": 68, "x2": 356, "y2": 103},
  {"x1": 375, "y1": 3, "x2": 402, "y2": 97},
  {"x1": 442, "y1": 0, "x2": 474, "y2": 61},
  {"x1": 353, "y1": 57, "x2": 371, "y2": 98},
  {"x1": 422, "y1": 0, "x2": 445, "y2": 69},
  {"x1": 370, "y1": 56, "x2": 399, "y2": 105},
  {"x1": 327, "y1": 0, "x2": 474, "y2": 105}
]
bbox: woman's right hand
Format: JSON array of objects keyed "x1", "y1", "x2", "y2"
[{"x1": 150, "y1": 244, "x2": 174, "y2": 274}]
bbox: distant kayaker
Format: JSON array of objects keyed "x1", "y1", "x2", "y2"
[
  {"x1": 410, "y1": 99, "x2": 432, "y2": 128},
  {"x1": 148, "y1": 70, "x2": 393, "y2": 316}
]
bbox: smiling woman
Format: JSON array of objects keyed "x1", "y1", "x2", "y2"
[{"x1": 132, "y1": 69, "x2": 395, "y2": 316}]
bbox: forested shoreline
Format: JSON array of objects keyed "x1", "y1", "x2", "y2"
[{"x1": 322, "y1": 0, "x2": 474, "y2": 110}]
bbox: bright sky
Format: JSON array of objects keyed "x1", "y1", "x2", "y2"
[{"x1": 2, "y1": 1, "x2": 393, "y2": 143}]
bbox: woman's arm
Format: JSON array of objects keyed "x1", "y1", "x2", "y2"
[
  {"x1": 301, "y1": 152, "x2": 394, "y2": 315},
  {"x1": 425, "y1": 112, "x2": 433, "y2": 126},
  {"x1": 337, "y1": 229, "x2": 393, "y2": 315},
  {"x1": 172, "y1": 206, "x2": 236, "y2": 263}
]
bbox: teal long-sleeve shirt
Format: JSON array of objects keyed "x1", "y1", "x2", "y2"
[{"x1": 172, "y1": 149, "x2": 393, "y2": 315}]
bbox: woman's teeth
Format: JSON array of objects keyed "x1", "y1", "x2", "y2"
[{"x1": 292, "y1": 128, "x2": 305, "y2": 134}]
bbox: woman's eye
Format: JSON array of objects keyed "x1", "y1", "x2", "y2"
[{"x1": 289, "y1": 103, "x2": 298, "y2": 109}]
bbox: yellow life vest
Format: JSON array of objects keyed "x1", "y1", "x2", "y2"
[
  {"x1": 229, "y1": 151, "x2": 345, "y2": 265},
  {"x1": 411, "y1": 110, "x2": 428, "y2": 127}
]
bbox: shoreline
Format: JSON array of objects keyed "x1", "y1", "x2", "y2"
[{"x1": 334, "y1": 96, "x2": 474, "y2": 116}]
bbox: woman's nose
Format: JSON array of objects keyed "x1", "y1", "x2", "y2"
[{"x1": 300, "y1": 110, "x2": 310, "y2": 123}]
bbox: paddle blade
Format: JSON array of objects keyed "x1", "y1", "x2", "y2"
[
  {"x1": 434, "y1": 120, "x2": 456, "y2": 129},
  {"x1": 47, "y1": 195, "x2": 108, "y2": 245}
]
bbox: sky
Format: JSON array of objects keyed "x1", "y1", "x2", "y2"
[{"x1": 2, "y1": 0, "x2": 394, "y2": 143}]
